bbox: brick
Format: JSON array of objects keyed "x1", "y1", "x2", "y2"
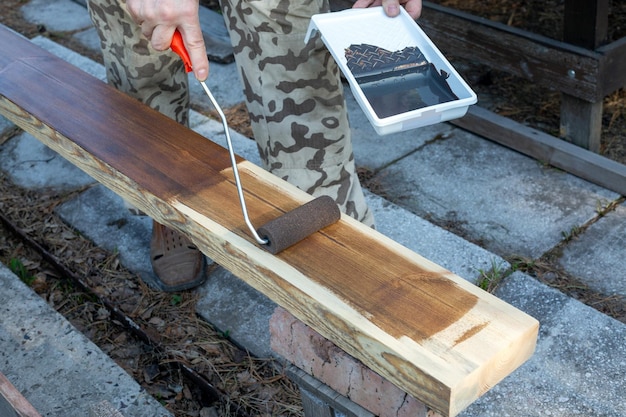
[{"x1": 269, "y1": 307, "x2": 429, "y2": 417}]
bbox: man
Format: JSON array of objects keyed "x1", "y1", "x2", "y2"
[{"x1": 87, "y1": 0, "x2": 422, "y2": 291}]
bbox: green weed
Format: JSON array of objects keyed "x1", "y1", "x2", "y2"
[
  {"x1": 8, "y1": 257, "x2": 35, "y2": 286},
  {"x1": 476, "y1": 259, "x2": 509, "y2": 293}
]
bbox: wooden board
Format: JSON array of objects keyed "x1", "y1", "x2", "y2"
[
  {"x1": 451, "y1": 106, "x2": 626, "y2": 196},
  {"x1": 563, "y1": 0, "x2": 608, "y2": 50},
  {"x1": 0, "y1": 25, "x2": 539, "y2": 417},
  {"x1": 418, "y1": 2, "x2": 603, "y2": 103},
  {"x1": 0, "y1": 372, "x2": 42, "y2": 417}
]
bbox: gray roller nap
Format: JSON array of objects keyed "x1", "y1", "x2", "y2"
[{"x1": 257, "y1": 195, "x2": 341, "y2": 254}]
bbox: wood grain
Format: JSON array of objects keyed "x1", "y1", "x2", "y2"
[
  {"x1": 0, "y1": 25, "x2": 539, "y2": 416},
  {"x1": 418, "y1": 1, "x2": 620, "y2": 103},
  {"x1": 0, "y1": 372, "x2": 42, "y2": 417}
]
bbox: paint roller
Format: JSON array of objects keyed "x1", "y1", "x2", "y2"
[{"x1": 170, "y1": 30, "x2": 341, "y2": 254}]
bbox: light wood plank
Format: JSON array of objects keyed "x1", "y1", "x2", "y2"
[
  {"x1": 0, "y1": 372, "x2": 42, "y2": 417},
  {"x1": 0, "y1": 25, "x2": 538, "y2": 417}
]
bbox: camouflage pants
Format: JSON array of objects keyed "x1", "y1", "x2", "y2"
[
  {"x1": 86, "y1": 0, "x2": 190, "y2": 125},
  {"x1": 87, "y1": 0, "x2": 374, "y2": 226}
]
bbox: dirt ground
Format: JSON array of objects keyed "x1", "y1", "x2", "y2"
[{"x1": 0, "y1": 1, "x2": 625, "y2": 416}]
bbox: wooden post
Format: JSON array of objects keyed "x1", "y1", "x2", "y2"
[
  {"x1": 563, "y1": 0, "x2": 608, "y2": 49},
  {"x1": 560, "y1": 0, "x2": 609, "y2": 152}
]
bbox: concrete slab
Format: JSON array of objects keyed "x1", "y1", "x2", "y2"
[
  {"x1": 0, "y1": 132, "x2": 95, "y2": 191},
  {"x1": 20, "y1": 0, "x2": 94, "y2": 33},
  {"x1": 0, "y1": 264, "x2": 171, "y2": 417},
  {"x1": 54, "y1": 184, "x2": 156, "y2": 285},
  {"x1": 559, "y1": 202, "x2": 626, "y2": 297},
  {"x1": 195, "y1": 267, "x2": 278, "y2": 359},
  {"x1": 72, "y1": 27, "x2": 102, "y2": 55},
  {"x1": 376, "y1": 132, "x2": 619, "y2": 259},
  {"x1": 460, "y1": 272, "x2": 626, "y2": 417}
]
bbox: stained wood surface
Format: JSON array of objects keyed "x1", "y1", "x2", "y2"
[
  {"x1": 0, "y1": 25, "x2": 539, "y2": 417},
  {"x1": 0, "y1": 372, "x2": 42, "y2": 417}
]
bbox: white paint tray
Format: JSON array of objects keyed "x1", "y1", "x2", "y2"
[{"x1": 305, "y1": 7, "x2": 477, "y2": 135}]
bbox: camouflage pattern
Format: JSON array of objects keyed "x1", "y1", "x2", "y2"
[
  {"x1": 87, "y1": 0, "x2": 190, "y2": 126},
  {"x1": 219, "y1": 0, "x2": 373, "y2": 226},
  {"x1": 88, "y1": 0, "x2": 373, "y2": 226}
]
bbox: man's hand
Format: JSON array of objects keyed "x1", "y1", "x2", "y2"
[
  {"x1": 352, "y1": 0, "x2": 422, "y2": 19},
  {"x1": 126, "y1": 0, "x2": 209, "y2": 81}
]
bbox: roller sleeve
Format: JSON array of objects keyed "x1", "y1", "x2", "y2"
[{"x1": 257, "y1": 195, "x2": 341, "y2": 254}]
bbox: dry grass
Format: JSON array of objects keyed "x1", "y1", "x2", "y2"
[{"x1": 0, "y1": 173, "x2": 302, "y2": 417}]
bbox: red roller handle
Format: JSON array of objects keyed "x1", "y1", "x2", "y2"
[{"x1": 170, "y1": 30, "x2": 193, "y2": 73}]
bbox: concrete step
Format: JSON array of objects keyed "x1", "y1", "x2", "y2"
[{"x1": 0, "y1": 265, "x2": 171, "y2": 417}]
